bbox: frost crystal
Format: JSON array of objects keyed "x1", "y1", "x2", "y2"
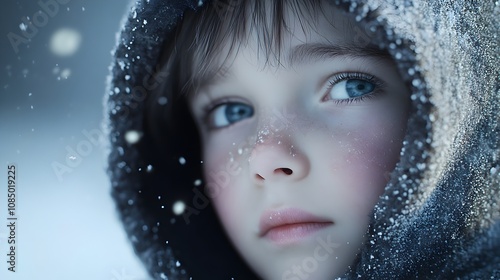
[
  {"x1": 491, "y1": 167, "x2": 498, "y2": 175},
  {"x1": 117, "y1": 146, "x2": 124, "y2": 156},
  {"x1": 118, "y1": 61, "x2": 126, "y2": 70}
]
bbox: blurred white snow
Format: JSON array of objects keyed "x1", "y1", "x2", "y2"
[{"x1": 50, "y1": 28, "x2": 82, "y2": 57}]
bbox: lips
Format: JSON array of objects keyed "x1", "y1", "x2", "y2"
[{"x1": 259, "y1": 208, "x2": 333, "y2": 244}]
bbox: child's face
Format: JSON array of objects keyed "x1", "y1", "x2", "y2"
[{"x1": 189, "y1": 3, "x2": 410, "y2": 279}]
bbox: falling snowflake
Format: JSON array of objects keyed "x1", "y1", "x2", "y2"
[
  {"x1": 172, "y1": 201, "x2": 186, "y2": 215},
  {"x1": 124, "y1": 130, "x2": 142, "y2": 144},
  {"x1": 50, "y1": 28, "x2": 82, "y2": 57},
  {"x1": 179, "y1": 157, "x2": 186, "y2": 165}
]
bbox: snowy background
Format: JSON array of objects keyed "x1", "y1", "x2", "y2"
[{"x1": 0, "y1": 1, "x2": 150, "y2": 279}]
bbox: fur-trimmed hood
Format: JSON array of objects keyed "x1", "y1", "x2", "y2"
[{"x1": 104, "y1": 0, "x2": 500, "y2": 279}]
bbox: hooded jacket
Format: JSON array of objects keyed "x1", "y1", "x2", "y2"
[{"x1": 104, "y1": 0, "x2": 500, "y2": 279}]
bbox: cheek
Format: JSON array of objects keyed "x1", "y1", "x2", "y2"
[
  {"x1": 328, "y1": 106, "x2": 407, "y2": 209},
  {"x1": 342, "y1": 99, "x2": 407, "y2": 167},
  {"x1": 350, "y1": 121, "x2": 405, "y2": 169},
  {"x1": 202, "y1": 138, "x2": 248, "y2": 232}
]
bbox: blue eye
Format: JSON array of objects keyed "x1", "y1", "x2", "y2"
[
  {"x1": 325, "y1": 73, "x2": 383, "y2": 103},
  {"x1": 345, "y1": 79, "x2": 375, "y2": 97},
  {"x1": 329, "y1": 79, "x2": 376, "y2": 100},
  {"x1": 210, "y1": 102, "x2": 254, "y2": 128}
]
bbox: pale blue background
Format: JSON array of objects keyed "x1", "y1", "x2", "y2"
[{"x1": 0, "y1": 0, "x2": 150, "y2": 279}]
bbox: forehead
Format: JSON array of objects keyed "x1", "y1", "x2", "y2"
[
  {"x1": 283, "y1": 3, "x2": 362, "y2": 48},
  {"x1": 192, "y1": 1, "x2": 377, "y2": 90}
]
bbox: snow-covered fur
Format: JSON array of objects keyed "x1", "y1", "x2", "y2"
[{"x1": 104, "y1": 0, "x2": 500, "y2": 279}]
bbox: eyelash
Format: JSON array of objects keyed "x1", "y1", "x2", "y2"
[{"x1": 323, "y1": 72, "x2": 386, "y2": 105}]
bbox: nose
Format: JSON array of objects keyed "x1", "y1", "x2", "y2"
[{"x1": 248, "y1": 138, "x2": 310, "y2": 185}]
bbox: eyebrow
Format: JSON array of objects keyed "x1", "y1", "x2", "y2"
[
  {"x1": 196, "y1": 43, "x2": 391, "y2": 91},
  {"x1": 287, "y1": 42, "x2": 391, "y2": 66}
]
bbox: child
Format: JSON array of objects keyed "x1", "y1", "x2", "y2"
[{"x1": 105, "y1": 0, "x2": 500, "y2": 279}]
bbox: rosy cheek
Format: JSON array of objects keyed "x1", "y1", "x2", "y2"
[
  {"x1": 331, "y1": 115, "x2": 406, "y2": 210},
  {"x1": 354, "y1": 124, "x2": 403, "y2": 165},
  {"x1": 343, "y1": 102, "x2": 406, "y2": 166}
]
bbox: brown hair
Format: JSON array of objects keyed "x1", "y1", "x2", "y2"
[{"x1": 177, "y1": 0, "x2": 324, "y2": 95}]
